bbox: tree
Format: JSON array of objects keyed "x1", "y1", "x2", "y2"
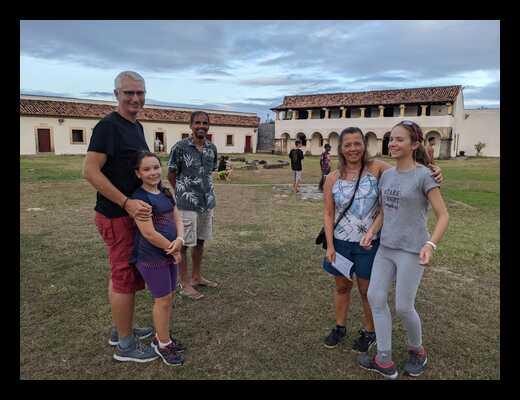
[{"x1": 474, "y1": 142, "x2": 486, "y2": 157}]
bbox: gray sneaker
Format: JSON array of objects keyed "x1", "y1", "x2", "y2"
[
  {"x1": 357, "y1": 353, "x2": 398, "y2": 380},
  {"x1": 404, "y1": 348, "x2": 428, "y2": 377},
  {"x1": 109, "y1": 326, "x2": 154, "y2": 346},
  {"x1": 113, "y1": 337, "x2": 159, "y2": 363}
]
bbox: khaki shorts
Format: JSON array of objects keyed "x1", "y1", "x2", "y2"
[{"x1": 180, "y1": 209, "x2": 214, "y2": 247}]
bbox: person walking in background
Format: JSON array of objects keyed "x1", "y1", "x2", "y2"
[
  {"x1": 318, "y1": 143, "x2": 332, "y2": 192},
  {"x1": 289, "y1": 140, "x2": 304, "y2": 193}
]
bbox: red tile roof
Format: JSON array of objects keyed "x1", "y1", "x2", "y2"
[
  {"x1": 271, "y1": 85, "x2": 462, "y2": 110},
  {"x1": 19, "y1": 98, "x2": 260, "y2": 128}
]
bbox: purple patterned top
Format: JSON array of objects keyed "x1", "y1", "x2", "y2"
[{"x1": 130, "y1": 187, "x2": 178, "y2": 268}]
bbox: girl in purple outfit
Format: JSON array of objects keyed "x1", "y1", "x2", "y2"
[{"x1": 130, "y1": 151, "x2": 186, "y2": 366}]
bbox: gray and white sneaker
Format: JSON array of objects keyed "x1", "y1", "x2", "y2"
[
  {"x1": 404, "y1": 348, "x2": 428, "y2": 377},
  {"x1": 109, "y1": 326, "x2": 154, "y2": 346},
  {"x1": 357, "y1": 353, "x2": 398, "y2": 380},
  {"x1": 113, "y1": 337, "x2": 159, "y2": 363}
]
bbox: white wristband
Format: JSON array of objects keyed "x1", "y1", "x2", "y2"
[
  {"x1": 177, "y1": 237, "x2": 185, "y2": 246},
  {"x1": 426, "y1": 241, "x2": 437, "y2": 251}
]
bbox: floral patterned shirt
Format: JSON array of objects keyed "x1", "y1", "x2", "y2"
[{"x1": 167, "y1": 137, "x2": 218, "y2": 212}]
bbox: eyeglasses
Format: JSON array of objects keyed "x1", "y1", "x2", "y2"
[{"x1": 120, "y1": 90, "x2": 146, "y2": 97}]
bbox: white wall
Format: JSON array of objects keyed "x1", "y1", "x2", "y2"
[
  {"x1": 459, "y1": 109, "x2": 500, "y2": 157},
  {"x1": 453, "y1": 91, "x2": 466, "y2": 156},
  {"x1": 21, "y1": 116, "x2": 257, "y2": 155},
  {"x1": 20, "y1": 116, "x2": 98, "y2": 155}
]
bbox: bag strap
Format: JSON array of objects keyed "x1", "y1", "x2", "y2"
[{"x1": 332, "y1": 165, "x2": 364, "y2": 230}]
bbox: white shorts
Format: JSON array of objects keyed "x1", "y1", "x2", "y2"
[
  {"x1": 293, "y1": 170, "x2": 302, "y2": 182},
  {"x1": 179, "y1": 209, "x2": 214, "y2": 247}
]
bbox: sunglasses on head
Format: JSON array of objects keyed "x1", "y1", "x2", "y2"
[{"x1": 399, "y1": 120, "x2": 421, "y2": 141}]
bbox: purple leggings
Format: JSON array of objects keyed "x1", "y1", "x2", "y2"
[{"x1": 136, "y1": 262, "x2": 177, "y2": 299}]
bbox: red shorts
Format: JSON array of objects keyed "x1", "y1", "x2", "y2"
[{"x1": 95, "y1": 212, "x2": 145, "y2": 294}]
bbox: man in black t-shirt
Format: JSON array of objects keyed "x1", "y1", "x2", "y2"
[
  {"x1": 84, "y1": 71, "x2": 157, "y2": 363},
  {"x1": 289, "y1": 140, "x2": 305, "y2": 193}
]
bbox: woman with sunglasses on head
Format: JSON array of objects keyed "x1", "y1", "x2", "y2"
[
  {"x1": 321, "y1": 127, "x2": 443, "y2": 354},
  {"x1": 357, "y1": 120, "x2": 449, "y2": 379}
]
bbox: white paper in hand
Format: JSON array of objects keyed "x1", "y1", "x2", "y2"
[{"x1": 332, "y1": 252, "x2": 354, "y2": 280}]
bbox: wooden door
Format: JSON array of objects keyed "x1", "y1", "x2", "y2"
[
  {"x1": 37, "y1": 129, "x2": 51, "y2": 153},
  {"x1": 244, "y1": 136, "x2": 252, "y2": 153}
]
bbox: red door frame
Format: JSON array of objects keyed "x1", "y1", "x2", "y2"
[
  {"x1": 37, "y1": 128, "x2": 51, "y2": 153},
  {"x1": 244, "y1": 136, "x2": 252, "y2": 153}
]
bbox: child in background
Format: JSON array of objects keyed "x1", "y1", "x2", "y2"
[
  {"x1": 130, "y1": 151, "x2": 187, "y2": 366},
  {"x1": 318, "y1": 143, "x2": 332, "y2": 192},
  {"x1": 217, "y1": 155, "x2": 232, "y2": 181}
]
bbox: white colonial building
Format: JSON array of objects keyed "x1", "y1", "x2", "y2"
[
  {"x1": 271, "y1": 85, "x2": 499, "y2": 158},
  {"x1": 20, "y1": 95, "x2": 260, "y2": 155}
]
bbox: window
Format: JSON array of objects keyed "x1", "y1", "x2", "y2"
[
  {"x1": 226, "y1": 135, "x2": 234, "y2": 146},
  {"x1": 182, "y1": 133, "x2": 190, "y2": 139},
  {"x1": 71, "y1": 129, "x2": 85, "y2": 144}
]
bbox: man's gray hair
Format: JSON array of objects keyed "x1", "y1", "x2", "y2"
[{"x1": 114, "y1": 71, "x2": 146, "y2": 90}]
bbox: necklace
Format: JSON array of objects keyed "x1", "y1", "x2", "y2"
[{"x1": 342, "y1": 166, "x2": 362, "y2": 181}]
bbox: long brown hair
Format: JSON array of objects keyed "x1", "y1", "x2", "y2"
[
  {"x1": 134, "y1": 150, "x2": 174, "y2": 200},
  {"x1": 337, "y1": 127, "x2": 369, "y2": 177},
  {"x1": 392, "y1": 120, "x2": 431, "y2": 166}
]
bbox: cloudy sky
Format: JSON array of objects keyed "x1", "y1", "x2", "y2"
[{"x1": 20, "y1": 20, "x2": 500, "y2": 121}]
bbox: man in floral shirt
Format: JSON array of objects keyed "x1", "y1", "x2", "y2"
[{"x1": 167, "y1": 111, "x2": 219, "y2": 300}]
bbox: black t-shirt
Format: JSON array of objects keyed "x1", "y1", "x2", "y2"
[
  {"x1": 289, "y1": 148, "x2": 304, "y2": 171},
  {"x1": 87, "y1": 112, "x2": 150, "y2": 218}
]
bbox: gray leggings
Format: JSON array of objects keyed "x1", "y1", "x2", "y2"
[{"x1": 367, "y1": 244, "x2": 425, "y2": 354}]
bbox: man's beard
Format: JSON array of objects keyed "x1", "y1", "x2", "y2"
[{"x1": 195, "y1": 129, "x2": 207, "y2": 139}]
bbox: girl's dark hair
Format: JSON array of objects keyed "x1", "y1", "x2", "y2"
[
  {"x1": 134, "y1": 150, "x2": 174, "y2": 200},
  {"x1": 337, "y1": 127, "x2": 369, "y2": 177},
  {"x1": 392, "y1": 120, "x2": 431, "y2": 166}
]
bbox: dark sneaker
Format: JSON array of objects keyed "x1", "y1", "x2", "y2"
[
  {"x1": 323, "y1": 327, "x2": 347, "y2": 348},
  {"x1": 151, "y1": 335, "x2": 186, "y2": 354},
  {"x1": 109, "y1": 326, "x2": 154, "y2": 346},
  {"x1": 357, "y1": 353, "x2": 398, "y2": 380},
  {"x1": 404, "y1": 348, "x2": 428, "y2": 377},
  {"x1": 152, "y1": 341, "x2": 185, "y2": 366},
  {"x1": 113, "y1": 337, "x2": 159, "y2": 363},
  {"x1": 352, "y1": 329, "x2": 376, "y2": 353}
]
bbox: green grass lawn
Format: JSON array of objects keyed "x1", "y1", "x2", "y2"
[{"x1": 20, "y1": 154, "x2": 500, "y2": 380}]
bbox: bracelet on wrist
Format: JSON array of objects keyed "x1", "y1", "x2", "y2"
[
  {"x1": 122, "y1": 197, "x2": 129, "y2": 209},
  {"x1": 426, "y1": 241, "x2": 437, "y2": 251},
  {"x1": 176, "y1": 237, "x2": 185, "y2": 246}
]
